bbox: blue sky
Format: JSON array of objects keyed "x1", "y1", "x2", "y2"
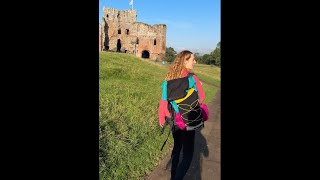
[{"x1": 99, "y1": 0, "x2": 220, "y2": 55}]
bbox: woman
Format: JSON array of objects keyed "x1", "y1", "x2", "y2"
[{"x1": 158, "y1": 50, "x2": 205, "y2": 180}]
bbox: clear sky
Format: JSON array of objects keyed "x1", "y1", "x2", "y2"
[{"x1": 99, "y1": 0, "x2": 220, "y2": 55}]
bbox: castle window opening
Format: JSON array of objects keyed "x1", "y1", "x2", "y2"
[
  {"x1": 142, "y1": 50, "x2": 150, "y2": 59},
  {"x1": 136, "y1": 38, "x2": 139, "y2": 44},
  {"x1": 154, "y1": 39, "x2": 156, "y2": 45},
  {"x1": 107, "y1": 14, "x2": 109, "y2": 18},
  {"x1": 117, "y1": 39, "x2": 122, "y2": 52},
  {"x1": 126, "y1": 29, "x2": 129, "y2": 35},
  {"x1": 118, "y1": 29, "x2": 121, "y2": 34}
]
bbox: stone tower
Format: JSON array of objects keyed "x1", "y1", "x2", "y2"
[{"x1": 99, "y1": 7, "x2": 166, "y2": 60}]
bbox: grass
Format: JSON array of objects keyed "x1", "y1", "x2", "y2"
[
  {"x1": 193, "y1": 64, "x2": 221, "y2": 87},
  {"x1": 99, "y1": 52, "x2": 220, "y2": 179},
  {"x1": 194, "y1": 64, "x2": 220, "y2": 80},
  {"x1": 202, "y1": 83, "x2": 218, "y2": 104}
]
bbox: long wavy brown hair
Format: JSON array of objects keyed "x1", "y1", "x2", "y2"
[{"x1": 165, "y1": 50, "x2": 193, "y2": 80}]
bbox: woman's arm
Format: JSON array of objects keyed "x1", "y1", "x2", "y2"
[
  {"x1": 158, "y1": 81, "x2": 171, "y2": 127},
  {"x1": 158, "y1": 99, "x2": 171, "y2": 127}
]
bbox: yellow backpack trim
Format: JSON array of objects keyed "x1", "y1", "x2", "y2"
[{"x1": 174, "y1": 88, "x2": 195, "y2": 104}]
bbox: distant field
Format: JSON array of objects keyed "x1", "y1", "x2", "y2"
[
  {"x1": 99, "y1": 52, "x2": 220, "y2": 179},
  {"x1": 193, "y1": 64, "x2": 220, "y2": 87},
  {"x1": 194, "y1": 64, "x2": 220, "y2": 80}
]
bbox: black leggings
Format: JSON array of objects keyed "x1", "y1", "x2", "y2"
[{"x1": 171, "y1": 129, "x2": 195, "y2": 180}]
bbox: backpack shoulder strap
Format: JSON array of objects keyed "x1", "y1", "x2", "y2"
[{"x1": 187, "y1": 73, "x2": 198, "y2": 92}]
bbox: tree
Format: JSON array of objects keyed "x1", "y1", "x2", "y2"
[
  {"x1": 202, "y1": 54, "x2": 214, "y2": 65},
  {"x1": 211, "y1": 41, "x2": 221, "y2": 66},
  {"x1": 197, "y1": 56, "x2": 204, "y2": 64},
  {"x1": 194, "y1": 53, "x2": 204, "y2": 64},
  {"x1": 165, "y1": 47, "x2": 177, "y2": 63}
]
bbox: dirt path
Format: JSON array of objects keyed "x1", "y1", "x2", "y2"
[{"x1": 145, "y1": 88, "x2": 221, "y2": 180}]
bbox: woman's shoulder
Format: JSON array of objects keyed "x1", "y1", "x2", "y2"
[
  {"x1": 189, "y1": 72, "x2": 196, "y2": 76},
  {"x1": 189, "y1": 73, "x2": 198, "y2": 79},
  {"x1": 190, "y1": 74, "x2": 202, "y2": 84}
]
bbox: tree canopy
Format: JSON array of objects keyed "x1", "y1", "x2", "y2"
[
  {"x1": 165, "y1": 47, "x2": 177, "y2": 63},
  {"x1": 164, "y1": 42, "x2": 220, "y2": 67},
  {"x1": 194, "y1": 41, "x2": 220, "y2": 66}
]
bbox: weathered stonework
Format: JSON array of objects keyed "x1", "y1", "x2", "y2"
[{"x1": 99, "y1": 7, "x2": 166, "y2": 60}]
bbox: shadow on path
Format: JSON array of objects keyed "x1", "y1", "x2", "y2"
[{"x1": 164, "y1": 128, "x2": 209, "y2": 180}]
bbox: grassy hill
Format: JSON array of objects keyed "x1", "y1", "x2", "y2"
[{"x1": 99, "y1": 52, "x2": 220, "y2": 179}]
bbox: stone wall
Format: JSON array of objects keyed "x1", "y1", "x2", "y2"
[
  {"x1": 99, "y1": 24, "x2": 102, "y2": 52},
  {"x1": 99, "y1": 7, "x2": 166, "y2": 61}
]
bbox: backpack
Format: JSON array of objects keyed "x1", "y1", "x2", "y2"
[{"x1": 160, "y1": 73, "x2": 209, "y2": 150}]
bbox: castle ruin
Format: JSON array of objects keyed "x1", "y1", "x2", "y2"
[{"x1": 99, "y1": 7, "x2": 166, "y2": 60}]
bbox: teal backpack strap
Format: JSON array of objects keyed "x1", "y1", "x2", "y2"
[
  {"x1": 161, "y1": 81, "x2": 168, "y2": 100},
  {"x1": 169, "y1": 101, "x2": 179, "y2": 113},
  {"x1": 187, "y1": 74, "x2": 197, "y2": 92}
]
